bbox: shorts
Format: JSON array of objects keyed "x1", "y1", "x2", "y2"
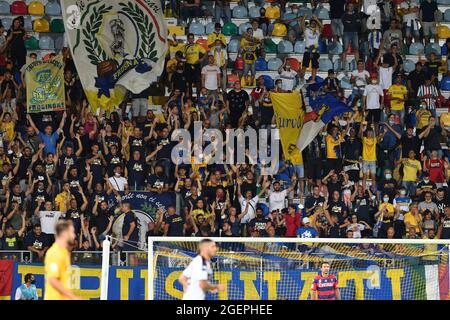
[
  {"x1": 292, "y1": 164, "x2": 305, "y2": 179},
  {"x1": 331, "y1": 19, "x2": 344, "y2": 38},
  {"x1": 366, "y1": 109, "x2": 381, "y2": 123},
  {"x1": 362, "y1": 160, "x2": 377, "y2": 175},
  {"x1": 243, "y1": 62, "x2": 256, "y2": 77},
  {"x1": 302, "y1": 51, "x2": 319, "y2": 69},
  {"x1": 132, "y1": 98, "x2": 148, "y2": 117},
  {"x1": 404, "y1": 24, "x2": 420, "y2": 38},
  {"x1": 422, "y1": 22, "x2": 437, "y2": 37},
  {"x1": 343, "y1": 32, "x2": 359, "y2": 51},
  {"x1": 186, "y1": 63, "x2": 201, "y2": 83}
]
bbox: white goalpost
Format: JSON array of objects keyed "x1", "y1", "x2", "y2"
[{"x1": 146, "y1": 237, "x2": 450, "y2": 301}]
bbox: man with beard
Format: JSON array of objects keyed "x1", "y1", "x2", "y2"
[{"x1": 44, "y1": 220, "x2": 80, "y2": 300}]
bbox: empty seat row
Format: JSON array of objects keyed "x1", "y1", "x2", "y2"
[
  {"x1": 25, "y1": 34, "x2": 65, "y2": 50},
  {"x1": 0, "y1": 0, "x2": 61, "y2": 16},
  {"x1": 1, "y1": 17, "x2": 64, "y2": 33}
]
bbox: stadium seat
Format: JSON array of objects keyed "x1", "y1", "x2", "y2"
[
  {"x1": 33, "y1": 18, "x2": 50, "y2": 32},
  {"x1": 317, "y1": 7, "x2": 329, "y2": 20},
  {"x1": 232, "y1": 5, "x2": 248, "y2": 18},
  {"x1": 322, "y1": 24, "x2": 333, "y2": 39},
  {"x1": 298, "y1": 7, "x2": 312, "y2": 18},
  {"x1": 24, "y1": 36, "x2": 39, "y2": 50},
  {"x1": 425, "y1": 42, "x2": 441, "y2": 55},
  {"x1": 268, "y1": 57, "x2": 283, "y2": 71},
  {"x1": 340, "y1": 76, "x2": 352, "y2": 89},
  {"x1": 278, "y1": 40, "x2": 293, "y2": 53},
  {"x1": 238, "y1": 22, "x2": 252, "y2": 35},
  {"x1": 24, "y1": 16, "x2": 32, "y2": 30},
  {"x1": 264, "y1": 39, "x2": 277, "y2": 54},
  {"x1": 195, "y1": 38, "x2": 208, "y2": 52},
  {"x1": 189, "y1": 22, "x2": 205, "y2": 35},
  {"x1": 0, "y1": 1, "x2": 9, "y2": 14},
  {"x1": 308, "y1": 75, "x2": 323, "y2": 83},
  {"x1": 319, "y1": 58, "x2": 333, "y2": 72},
  {"x1": 347, "y1": 59, "x2": 357, "y2": 71},
  {"x1": 272, "y1": 23, "x2": 288, "y2": 37},
  {"x1": 441, "y1": 75, "x2": 450, "y2": 90},
  {"x1": 403, "y1": 59, "x2": 415, "y2": 73},
  {"x1": 45, "y1": 0, "x2": 61, "y2": 15},
  {"x1": 39, "y1": 35, "x2": 55, "y2": 50},
  {"x1": 50, "y1": 19, "x2": 65, "y2": 33},
  {"x1": 409, "y1": 42, "x2": 424, "y2": 55},
  {"x1": 168, "y1": 25, "x2": 185, "y2": 36},
  {"x1": 318, "y1": 40, "x2": 327, "y2": 54},
  {"x1": 265, "y1": 5, "x2": 281, "y2": 19},
  {"x1": 2, "y1": 18, "x2": 12, "y2": 31},
  {"x1": 286, "y1": 57, "x2": 300, "y2": 71},
  {"x1": 205, "y1": 22, "x2": 215, "y2": 35},
  {"x1": 333, "y1": 58, "x2": 343, "y2": 71},
  {"x1": 438, "y1": 0, "x2": 450, "y2": 4},
  {"x1": 54, "y1": 34, "x2": 64, "y2": 50},
  {"x1": 11, "y1": 1, "x2": 27, "y2": 14},
  {"x1": 294, "y1": 41, "x2": 306, "y2": 54},
  {"x1": 234, "y1": 55, "x2": 245, "y2": 70},
  {"x1": 401, "y1": 43, "x2": 409, "y2": 55},
  {"x1": 222, "y1": 22, "x2": 238, "y2": 36},
  {"x1": 28, "y1": 1, "x2": 45, "y2": 15},
  {"x1": 445, "y1": 8, "x2": 450, "y2": 22},
  {"x1": 249, "y1": 6, "x2": 261, "y2": 18},
  {"x1": 255, "y1": 57, "x2": 268, "y2": 71},
  {"x1": 438, "y1": 25, "x2": 450, "y2": 39},
  {"x1": 329, "y1": 42, "x2": 343, "y2": 55},
  {"x1": 227, "y1": 38, "x2": 240, "y2": 53},
  {"x1": 263, "y1": 74, "x2": 274, "y2": 90}
]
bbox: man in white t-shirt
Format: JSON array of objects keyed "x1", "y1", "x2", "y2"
[
  {"x1": 37, "y1": 201, "x2": 63, "y2": 235},
  {"x1": 400, "y1": 0, "x2": 420, "y2": 44},
  {"x1": 350, "y1": 60, "x2": 371, "y2": 102},
  {"x1": 376, "y1": 53, "x2": 397, "y2": 90},
  {"x1": 107, "y1": 165, "x2": 129, "y2": 193},
  {"x1": 201, "y1": 54, "x2": 221, "y2": 94},
  {"x1": 268, "y1": 177, "x2": 297, "y2": 212},
  {"x1": 363, "y1": 73, "x2": 384, "y2": 131},
  {"x1": 237, "y1": 178, "x2": 269, "y2": 232},
  {"x1": 178, "y1": 239, "x2": 225, "y2": 300},
  {"x1": 278, "y1": 58, "x2": 298, "y2": 92}
]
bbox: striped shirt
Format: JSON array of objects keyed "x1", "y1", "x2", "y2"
[
  {"x1": 311, "y1": 274, "x2": 338, "y2": 300},
  {"x1": 417, "y1": 84, "x2": 439, "y2": 110}
]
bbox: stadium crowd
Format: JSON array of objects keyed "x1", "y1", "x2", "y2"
[{"x1": 0, "y1": 0, "x2": 450, "y2": 261}]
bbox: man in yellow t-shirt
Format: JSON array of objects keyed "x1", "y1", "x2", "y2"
[
  {"x1": 184, "y1": 33, "x2": 206, "y2": 98},
  {"x1": 207, "y1": 23, "x2": 227, "y2": 49},
  {"x1": 403, "y1": 203, "x2": 422, "y2": 236},
  {"x1": 439, "y1": 111, "x2": 449, "y2": 133},
  {"x1": 44, "y1": 220, "x2": 79, "y2": 300},
  {"x1": 325, "y1": 126, "x2": 345, "y2": 173},
  {"x1": 240, "y1": 28, "x2": 259, "y2": 86},
  {"x1": 54, "y1": 182, "x2": 72, "y2": 213},
  {"x1": 387, "y1": 75, "x2": 407, "y2": 125},
  {"x1": 415, "y1": 106, "x2": 432, "y2": 131},
  {"x1": 401, "y1": 150, "x2": 422, "y2": 197},
  {"x1": 360, "y1": 124, "x2": 383, "y2": 190}
]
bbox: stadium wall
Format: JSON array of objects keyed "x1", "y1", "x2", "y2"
[{"x1": 0, "y1": 261, "x2": 448, "y2": 300}]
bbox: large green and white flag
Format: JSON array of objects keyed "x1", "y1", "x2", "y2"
[{"x1": 61, "y1": 0, "x2": 168, "y2": 112}]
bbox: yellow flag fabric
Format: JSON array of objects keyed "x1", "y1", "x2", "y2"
[
  {"x1": 270, "y1": 91, "x2": 304, "y2": 165},
  {"x1": 26, "y1": 55, "x2": 65, "y2": 113}
]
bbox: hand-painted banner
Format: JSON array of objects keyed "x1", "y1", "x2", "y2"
[
  {"x1": 25, "y1": 55, "x2": 65, "y2": 113},
  {"x1": 7, "y1": 262, "x2": 449, "y2": 300},
  {"x1": 61, "y1": 0, "x2": 168, "y2": 112},
  {"x1": 108, "y1": 191, "x2": 175, "y2": 250}
]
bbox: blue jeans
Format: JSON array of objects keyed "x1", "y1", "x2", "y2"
[
  {"x1": 214, "y1": 4, "x2": 231, "y2": 23},
  {"x1": 181, "y1": 5, "x2": 201, "y2": 21},
  {"x1": 402, "y1": 181, "x2": 416, "y2": 197},
  {"x1": 343, "y1": 32, "x2": 359, "y2": 51}
]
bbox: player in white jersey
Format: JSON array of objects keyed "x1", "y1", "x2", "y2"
[{"x1": 178, "y1": 239, "x2": 225, "y2": 300}]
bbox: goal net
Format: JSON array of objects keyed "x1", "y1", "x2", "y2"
[{"x1": 147, "y1": 237, "x2": 450, "y2": 300}]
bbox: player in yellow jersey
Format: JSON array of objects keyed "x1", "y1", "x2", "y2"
[
  {"x1": 44, "y1": 220, "x2": 80, "y2": 300},
  {"x1": 359, "y1": 122, "x2": 384, "y2": 192}
]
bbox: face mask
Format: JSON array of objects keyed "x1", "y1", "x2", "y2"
[
  {"x1": 115, "y1": 172, "x2": 121, "y2": 177},
  {"x1": 277, "y1": 83, "x2": 282, "y2": 89},
  {"x1": 38, "y1": 187, "x2": 44, "y2": 192},
  {"x1": 216, "y1": 45, "x2": 221, "y2": 50},
  {"x1": 383, "y1": 197, "x2": 389, "y2": 203},
  {"x1": 424, "y1": 179, "x2": 429, "y2": 183},
  {"x1": 400, "y1": 190, "x2": 406, "y2": 196},
  {"x1": 292, "y1": 9, "x2": 299, "y2": 14},
  {"x1": 371, "y1": 79, "x2": 377, "y2": 84},
  {"x1": 385, "y1": 173, "x2": 392, "y2": 179},
  {"x1": 388, "y1": 120, "x2": 395, "y2": 125}
]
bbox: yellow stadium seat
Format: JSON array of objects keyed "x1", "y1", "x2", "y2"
[
  {"x1": 28, "y1": 1, "x2": 45, "y2": 15},
  {"x1": 265, "y1": 6, "x2": 281, "y2": 19},
  {"x1": 168, "y1": 25, "x2": 185, "y2": 37},
  {"x1": 33, "y1": 18, "x2": 50, "y2": 32},
  {"x1": 438, "y1": 25, "x2": 450, "y2": 39},
  {"x1": 272, "y1": 23, "x2": 287, "y2": 37}
]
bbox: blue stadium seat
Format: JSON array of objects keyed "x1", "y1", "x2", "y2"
[
  {"x1": 0, "y1": 1, "x2": 9, "y2": 14},
  {"x1": 233, "y1": 5, "x2": 248, "y2": 18},
  {"x1": 318, "y1": 40, "x2": 328, "y2": 54},
  {"x1": 441, "y1": 76, "x2": 450, "y2": 90},
  {"x1": 299, "y1": 7, "x2": 312, "y2": 18},
  {"x1": 328, "y1": 42, "x2": 343, "y2": 55},
  {"x1": 319, "y1": 58, "x2": 333, "y2": 72},
  {"x1": 263, "y1": 74, "x2": 274, "y2": 90},
  {"x1": 227, "y1": 38, "x2": 240, "y2": 53},
  {"x1": 278, "y1": 40, "x2": 294, "y2": 54},
  {"x1": 347, "y1": 59, "x2": 357, "y2": 71},
  {"x1": 24, "y1": 16, "x2": 32, "y2": 30},
  {"x1": 403, "y1": 59, "x2": 415, "y2": 73},
  {"x1": 39, "y1": 35, "x2": 55, "y2": 50},
  {"x1": 45, "y1": 0, "x2": 61, "y2": 15},
  {"x1": 445, "y1": 9, "x2": 450, "y2": 22},
  {"x1": 425, "y1": 42, "x2": 441, "y2": 55},
  {"x1": 268, "y1": 57, "x2": 283, "y2": 71},
  {"x1": 189, "y1": 22, "x2": 205, "y2": 35},
  {"x1": 238, "y1": 22, "x2": 252, "y2": 35},
  {"x1": 54, "y1": 34, "x2": 64, "y2": 50},
  {"x1": 333, "y1": 59, "x2": 343, "y2": 71},
  {"x1": 340, "y1": 76, "x2": 352, "y2": 89},
  {"x1": 294, "y1": 41, "x2": 306, "y2": 54},
  {"x1": 255, "y1": 57, "x2": 268, "y2": 71},
  {"x1": 317, "y1": 7, "x2": 329, "y2": 20},
  {"x1": 409, "y1": 42, "x2": 424, "y2": 55},
  {"x1": 438, "y1": 0, "x2": 450, "y2": 4},
  {"x1": 205, "y1": 22, "x2": 215, "y2": 35},
  {"x1": 249, "y1": 6, "x2": 261, "y2": 18},
  {"x1": 2, "y1": 18, "x2": 12, "y2": 31}
]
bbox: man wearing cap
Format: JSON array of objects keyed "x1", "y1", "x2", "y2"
[
  {"x1": 15, "y1": 273, "x2": 38, "y2": 300},
  {"x1": 207, "y1": 23, "x2": 227, "y2": 49},
  {"x1": 296, "y1": 217, "x2": 318, "y2": 238}
]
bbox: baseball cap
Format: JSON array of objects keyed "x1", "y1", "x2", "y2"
[{"x1": 302, "y1": 217, "x2": 310, "y2": 224}]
